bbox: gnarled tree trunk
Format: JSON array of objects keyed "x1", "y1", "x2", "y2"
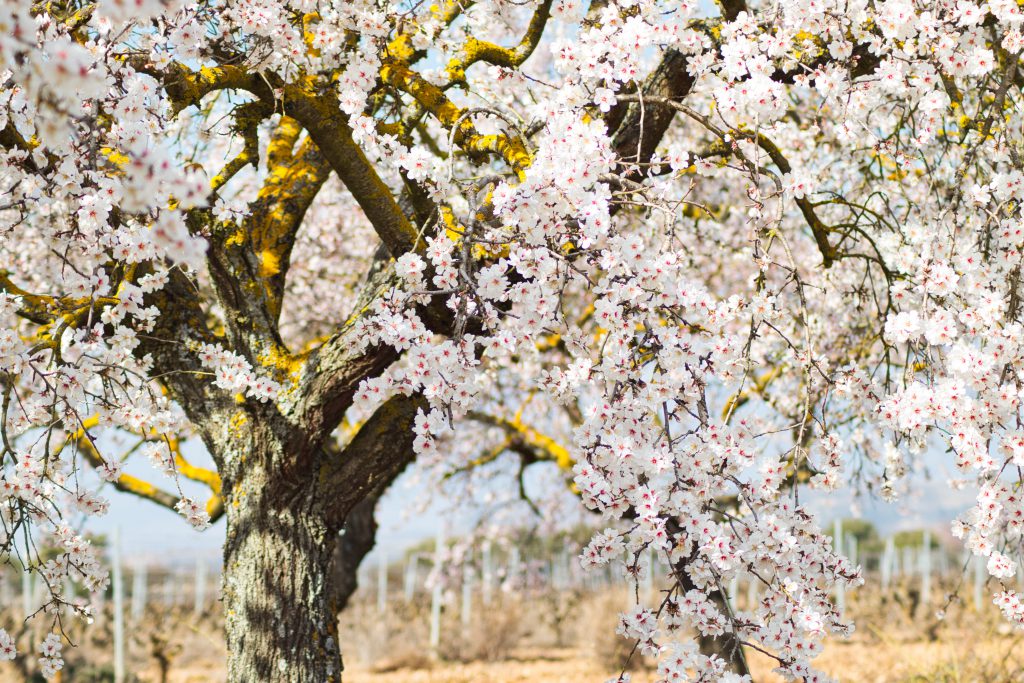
[
  {"x1": 221, "y1": 460, "x2": 342, "y2": 683},
  {"x1": 207, "y1": 392, "x2": 422, "y2": 682}
]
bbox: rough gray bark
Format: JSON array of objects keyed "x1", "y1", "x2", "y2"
[
  {"x1": 222, "y1": 461, "x2": 342, "y2": 682},
  {"x1": 209, "y1": 394, "x2": 422, "y2": 683}
]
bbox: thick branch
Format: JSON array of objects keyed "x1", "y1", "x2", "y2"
[
  {"x1": 138, "y1": 267, "x2": 241, "y2": 467},
  {"x1": 282, "y1": 86, "x2": 422, "y2": 257},
  {"x1": 248, "y1": 133, "x2": 332, "y2": 319},
  {"x1": 320, "y1": 393, "x2": 426, "y2": 528},
  {"x1": 379, "y1": 60, "x2": 532, "y2": 173},
  {"x1": 466, "y1": 410, "x2": 574, "y2": 470},
  {"x1": 330, "y1": 492, "x2": 381, "y2": 613},
  {"x1": 715, "y1": 0, "x2": 747, "y2": 21},
  {"x1": 619, "y1": 94, "x2": 837, "y2": 265},
  {"x1": 292, "y1": 261, "x2": 402, "y2": 436},
  {"x1": 202, "y1": 125, "x2": 331, "y2": 360},
  {"x1": 609, "y1": 49, "x2": 696, "y2": 173},
  {"x1": 446, "y1": 0, "x2": 554, "y2": 84},
  {"x1": 66, "y1": 420, "x2": 224, "y2": 523}
]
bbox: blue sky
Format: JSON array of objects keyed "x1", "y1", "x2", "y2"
[
  {"x1": 84, "y1": 432, "x2": 979, "y2": 571},
  {"x1": 84, "y1": 436, "x2": 449, "y2": 568}
]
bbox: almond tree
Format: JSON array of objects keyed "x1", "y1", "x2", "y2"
[{"x1": 5, "y1": 0, "x2": 1024, "y2": 682}]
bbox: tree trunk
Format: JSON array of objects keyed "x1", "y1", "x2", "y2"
[
  {"x1": 210, "y1": 395, "x2": 422, "y2": 681},
  {"x1": 222, "y1": 469, "x2": 342, "y2": 683}
]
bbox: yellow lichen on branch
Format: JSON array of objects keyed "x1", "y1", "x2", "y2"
[
  {"x1": 445, "y1": 0, "x2": 553, "y2": 84},
  {"x1": 167, "y1": 436, "x2": 223, "y2": 493},
  {"x1": 468, "y1": 411, "x2": 574, "y2": 471},
  {"x1": 247, "y1": 133, "x2": 330, "y2": 285},
  {"x1": 164, "y1": 63, "x2": 263, "y2": 115},
  {"x1": 63, "y1": 416, "x2": 225, "y2": 523},
  {"x1": 380, "y1": 60, "x2": 532, "y2": 173}
]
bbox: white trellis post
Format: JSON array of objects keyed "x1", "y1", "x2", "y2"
[
  {"x1": 111, "y1": 528, "x2": 125, "y2": 683},
  {"x1": 481, "y1": 542, "x2": 493, "y2": 606},
  {"x1": 881, "y1": 537, "x2": 894, "y2": 591},
  {"x1": 403, "y1": 554, "x2": 418, "y2": 603},
  {"x1": 728, "y1": 574, "x2": 739, "y2": 609},
  {"x1": 131, "y1": 562, "x2": 147, "y2": 621},
  {"x1": 377, "y1": 551, "x2": 388, "y2": 615},
  {"x1": 194, "y1": 557, "x2": 207, "y2": 617},
  {"x1": 429, "y1": 529, "x2": 445, "y2": 656},
  {"x1": 833, "y1": 519, "x2": 845, "y2": 613},
  {"x1": 461, "y1": 562, "x2": 472, "y2": 631},
  {"x1": 920, "y1": 530, "x2": 932, "y2": 609},
  {"x1": 507, "y1": 546, "x2": 520, "y2": 592}
]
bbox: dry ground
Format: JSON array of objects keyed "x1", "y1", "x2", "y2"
[
  {"x1": 136, "y1": 635, "x2": 1024, "y2": 683},
  {"x1": 5, "y1": 580, "x2": 1024, "y2": 682}
]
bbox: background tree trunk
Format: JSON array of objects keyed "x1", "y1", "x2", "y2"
[
  {"x1": 667, "y1": 520, "x2": 751, "y2": 676},
  {"x1": 331, "y1": 492, "x2": 381, "y2": 614}
]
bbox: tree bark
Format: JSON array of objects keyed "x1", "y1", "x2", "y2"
[
  {"x1": 222, "y1": 463, "x2": 342, "y2": 683},
  {"x1": 211, "y1": 394, "x2": 422, "y2": 682}
]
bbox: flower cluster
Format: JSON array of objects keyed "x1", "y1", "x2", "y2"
[{"x1": 195, "y1": 343, "x2": 282, "y2": 403}]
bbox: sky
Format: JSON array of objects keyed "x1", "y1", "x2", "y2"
[
  {"x1": 83, "y1": 432, "x2": 979, "y2": 572},
  {"x1": 84, "y1": 436, "x2": 449, "y2": 568}
]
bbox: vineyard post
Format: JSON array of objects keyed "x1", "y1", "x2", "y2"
[
  {"x1": 111, "y1": 528, "x2": 125, "y2": 683},
  {"x1": 481, "y1": 542, "x2": 493, "y2": 606},
  {"x1": 405, "y1": 554, "x2": 420, "y2": 604},
  {"x1": 881, "y1": 537, "x2": 894, "y2": 591},
  {"x1": 130, "y1": 563, "x2": 147, "y2": 622},
  {"x1": 429, "y1": 529, "x2": 444, "y2": 657},
  {"x1": 833, "y1": 520, "x2": 845, "y2": 613},
  {"x1": 461, "y1": 562, "x2": 472, "y2": 632},
  {"x1": 920, "y1": 531, "x2": 932, "y2": 610},
  {"x1": 507, "y1": 547, "x2": 520, "y2": 593}
]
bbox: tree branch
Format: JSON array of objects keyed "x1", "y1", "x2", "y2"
[
  {"x1": 466, "y1": 410, "x2": 574, "y2": 470},
  {"x1": 446, "y1": 0, "x2": 554, "y2": 84},
  {"x1": 65, "y1": 419, "x2": 224, "y2": 523},
  {"x1": 320, "y1": 393, "x2": 426, "y2": 529}
]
